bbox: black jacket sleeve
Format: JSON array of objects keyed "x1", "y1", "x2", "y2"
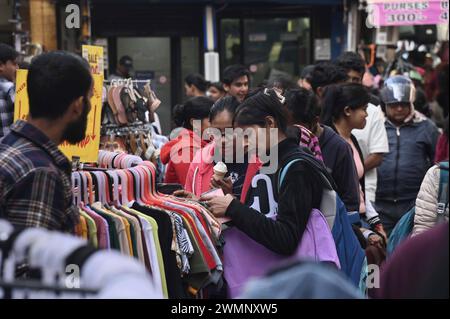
[{"x1": 225, "y1": 162, "x2": 323, "y2": 256}]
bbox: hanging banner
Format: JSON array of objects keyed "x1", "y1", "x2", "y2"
[
  {"x1": 367, "y1": 0, "x2": 449, "y2": 26},
  {"x1": 13, "y1": 45, "x2": 104, "y2": 163}
]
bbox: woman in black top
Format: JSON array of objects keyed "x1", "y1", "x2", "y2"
[{"x1": 203, "y1": 89, "x2": 332, "y2": 255}]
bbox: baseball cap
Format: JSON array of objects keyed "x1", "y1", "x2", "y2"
[{"x1": 119, "y1": 55, "x2": 133, "y2": 69}]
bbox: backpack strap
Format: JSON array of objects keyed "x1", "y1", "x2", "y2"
[
  {"x1": 278, "y1": 157, "x2": 333, "y2": 191},
  {"x1": 437, "y1": 161, "x2": 449, "y2": 223},
  {"x1": 278, "y1": 158, "x2": 302, "y2": 191},
  {"x1": 278, "y1": 156, "x2": 337, "y2": 230}
]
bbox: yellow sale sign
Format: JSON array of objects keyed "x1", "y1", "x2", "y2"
[
  {"x1": 59, "y1": 73, "x2": 103, "y2": 163},
  {"x1": 82, "y1": 45, "x2": 104, "y2": 75},
  {"x1": 14, "y1": 46, "x2": 104, "y2": 163},
  {"x1": 13, "y1": 69, "x2": 29, "y2": 122}
]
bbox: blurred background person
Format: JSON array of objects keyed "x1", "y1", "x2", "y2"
[
  {"x1": 185, "y1": 73, "x2": 209, "y2": 97},
  {"x1": 222, "y1": 64, "x2": 250, "y2": 103},
  {"x1": 108, "y1": 55, "x2": 133, "y2": 80},
  {"x1": 207, "y1": 81, "x2": 226, "y2": 102},
  {"x1": 0, "y1": 43, "x2": 19, "y2": 139}
]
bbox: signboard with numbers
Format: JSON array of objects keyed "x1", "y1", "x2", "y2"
[{"x1": 367, "y1": 0, "x2": 449, "y2": 27}]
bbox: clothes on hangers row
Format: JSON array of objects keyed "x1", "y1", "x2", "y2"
[
  {"x1": 98, "y1": 149, "x2": 145, "y2": 169},
  {"x1": 0, "y1": 219, "x2": 161, "y2": 299},
  {"x1": 99, "y1": 136, "x2": 168, "y2": 183},
  {"x1": 71, "y1": 160, "x2": 223, "y2": 299}
]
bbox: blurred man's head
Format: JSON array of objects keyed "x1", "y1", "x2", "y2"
[
  {"x1": 28, "y1": 51, "x2": 93, "y2": 144},
  {"x1": 298, "y1": 65, "x2": 315, "y2": 90},
  {"x1": 117, "y1": 55, "x2": 133, "y2": 78},
  {"x1": 309, "y1": 62, "x2": 348, "y2": 97},
  {"x1": 268, "y1": 75, "x2": 296, "y2": 94},
  {"x1": 222, "y1": 64, "x2": 250, "y2": 103},
  {"x1": 0, "y1": 43, "x2": 19, "y2": 82},
  {"x1": 380, "y1": 75, "x2": 416, "y2": 126},
  {"x1": 335, "y1": 51, "x2": 366, "y2": 84}
]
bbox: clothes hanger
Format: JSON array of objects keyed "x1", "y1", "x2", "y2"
[
  {"x1": 131, "y1": 165, "x2": 152, "y2": 204},
  {"x1": 91, "y1": 172, "x2": 105, "y2": 204},
  {"x1": 115, "y1": 169, "x2": 130, "y2": 205},
  {"x1": 2, "y1": 228, "x2": 47, "y2": 283},
  {"x1": 119, "y1": 154, "x2": 128, "y2": 168},
  {"x1": 114, "y1": 153, "x2": 126, "y2": 169},
  {"x1": 84, "y1": 172, "x2": 95, "y2": 205},
  {"x1": 128, "y1": 168, "x2": 143, "y2": 204},
  {"x1": 106, "y1": 170, "x2": 120, "y2": 206},
  {"x1": 28, "y1": 232, "x2": 57, "y2": 285},
  {"x1": 71, "y1": 172, "x2": 82, "y2": 206},
  {"x1": 108, "y1": 152, "x2": 118, "y2": 169},
  {"x1": 123, "y1": 169, "x2": 136, "y2": 203},
  {"x1": 137, "y1": 165, "x2": 156, "y2": 204},
  {"x1": 137, "y1": 165, "x2": 162, "y2": 205},
  {"x1": 79, "y1": 171, "x2": 89, "y2": 205},
  {"x1": 141, "y1": 162, "x2": 158, "y2": 197},
  {"x1": 97, "y1": 151, "x2": 104, "y2": 167},
  {"x1": 90, "y1": 172, "x2": 100, "y2": 204},
  {"x1": 102, "y1": 171, "x2": 112, "y2": 205}
]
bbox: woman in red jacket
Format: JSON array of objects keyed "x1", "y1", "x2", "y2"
[
  {"x1": 181, "y1": 96, "x2": 262, "y2": 198},
  {"x1": 160, "y1": 97, "x2": 213, "y2": 185}
]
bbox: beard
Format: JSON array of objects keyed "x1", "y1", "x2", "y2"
[{"x1": 62, "y1": 98, "x2": 90, "y2": 144}]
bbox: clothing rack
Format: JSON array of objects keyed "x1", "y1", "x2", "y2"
[
  {"x1": 0, "y1": 222, "x2": 161, "y2": 299},
  {"x1": 104, "y1": 79, "x2": 152, "y2": 85},
  {"x1": 0, "y1": 279, "x2": 98, "y2": 299},
  {"x1": 101, "y1": 122, "x2": 154, "y2": 135},
  {"x1": 71, "y1": 152, "x2": 224, "y2": 298}
]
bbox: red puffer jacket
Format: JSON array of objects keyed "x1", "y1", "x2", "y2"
[{"x1": 160, "y1": 129, "x2": 209, "y2": 185}]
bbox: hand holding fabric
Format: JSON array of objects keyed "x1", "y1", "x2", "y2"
[
  {"x1": 203, "y1": 194, "x2": 235, "y2": 218},
  {"x1": 173, "y1": 189, "x2": 198, "y2": 200}
]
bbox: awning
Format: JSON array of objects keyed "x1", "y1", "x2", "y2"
[{"x1": 366, "y1": 0, "x2": 449, "y2": 27}]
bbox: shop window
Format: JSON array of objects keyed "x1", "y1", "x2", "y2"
[
  {"x1": 244, "y1": 18, "x2": 310, "y2": 86},
  {"x1": 220, "y1": 19, "x2": 241, "y2": 68},
  {"x1": 220, "y1": 17, "x2": 310, "y2": 86}
]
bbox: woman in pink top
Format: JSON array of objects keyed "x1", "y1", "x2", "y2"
[{"x1": 321, "y1": 83, "x2": 387, "y2": 248}]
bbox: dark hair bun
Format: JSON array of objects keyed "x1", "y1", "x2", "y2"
[{"x1": 172, "y1": 104, "x2": 186, "y2": 127}]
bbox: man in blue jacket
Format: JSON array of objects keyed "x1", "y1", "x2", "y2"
[{"x1": 376, "y1": 76, "x2": 439, "y2": 235}]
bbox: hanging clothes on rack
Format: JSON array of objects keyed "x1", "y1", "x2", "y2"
[
  {"x1": 71, "y1": 152, "x2": 223, "y2": 299},
  {"x1": 0, "y1": 219, "x2": 162, "y2": 299}
]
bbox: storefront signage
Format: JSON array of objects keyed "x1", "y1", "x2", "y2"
[
  {"x1": 367, "y1": 0, "x2": 449, "y2": 27},
  {"x1": 314, "y1": 39, "x2": 331, "y2": 61}
]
